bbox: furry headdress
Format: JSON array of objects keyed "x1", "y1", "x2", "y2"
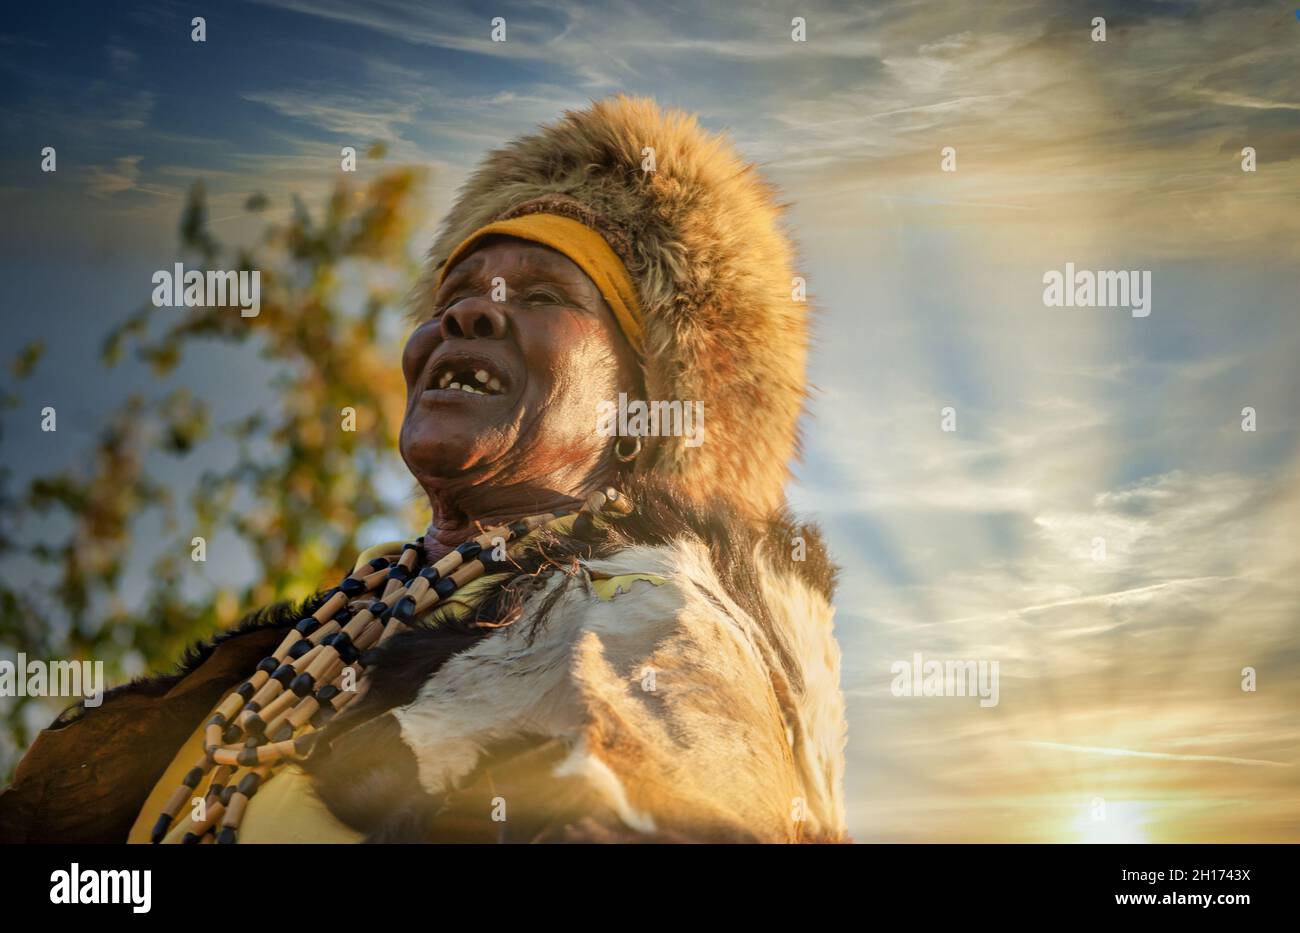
[{"x1": 414, "y1": 95, "x2": 809, "y2": 519}]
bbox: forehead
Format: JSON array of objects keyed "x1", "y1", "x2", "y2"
[{"x1": 441, "y1": 236, "x2": 587, "y2": 284}]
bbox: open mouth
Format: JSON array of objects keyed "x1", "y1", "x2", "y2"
[{"x1": 425, "y1": 355, "x2": 509, "y2": 397}]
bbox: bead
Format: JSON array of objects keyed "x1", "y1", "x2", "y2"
[
  {"x1": 367, "y1": 600, "x2": 388, "y2": 616},
  {"x1": 368, "y1": 556, "x2": 390, "y2": 570},
  {"x1": 295, "y1": 617, "x2": 320, "y2": 636},
  {"x1": 509, "y1": 521, "x2": 529, "y2": 538},
  {"x1": 243, "y1": 714, "x2": 265, "y2": 736},
  {"x1": 289, "y1": 672, "x2": 316, "y2": 697},
  {"x1": 271, "y1": 663, "x2": 295, "y2": 687},
  {"x1": 456, "y1": 541, "x2": 483, "y2": 560},
  {"x1": 339, "y1": 577, "x2": 366, "y2": 597},
  {"x1": 255, "y1": 657, "x2": 278, "y2": 675},
  {"x1": 391, "y1": 595, "x2": 416, "y2": 624},
  {"x1": 322, "y1": 632, "x2": 358, "y2": 664},
  {"x1": 402, "y1": 542, "x2": 420, "y2": 552},
  {"x1": 434, "y1": 577, "x2": 456, "y2": 598},
  {"x1": 237, "y1": 773, "x2": 262, "y2": 797},
  {"x1": 387, "y1": 564, "x2": 412, "y2": 583},
  {"x1": 235, "y1": 681, "x2": 257, "y2": 702},
  {"x1": 288, "y1": 639, "x2": 313, "y2": 660},
  {"x1": 335, "y1": 608, "x2": 353, "y2": 624},
  {"x1": 316, "y1": 684, "x2": 340, "y2": 707},
  {"x1": 216, "y1": 827, "x2": 237, "y2": 845},
  {"x1": 150, "y1": 814, "x2": 172, "y2": 845},
  {"x1": 182, "y1": 767, "x2": 205, "y2": 789},
  {"x1": 419, "y1": 566, "x2": 440, "y2": 584}
]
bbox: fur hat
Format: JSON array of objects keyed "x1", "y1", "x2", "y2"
[{"x1": 414, "y1": 95, "x2": 809, "y2": 519}]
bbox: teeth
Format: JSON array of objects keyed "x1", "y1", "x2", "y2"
[{"x1": 433, "y1": 365, "x2": 501, "y2": 394}]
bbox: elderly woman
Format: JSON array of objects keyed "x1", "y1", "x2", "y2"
[{"x1": 0, "y1": 97, "x2": 845, "y2": 844}]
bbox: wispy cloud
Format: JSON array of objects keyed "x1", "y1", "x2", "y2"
[{"x1": 1022, "y1": 742, "x2": 1292, "y2": 768}]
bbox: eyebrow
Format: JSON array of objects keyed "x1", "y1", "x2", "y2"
[{"x1": 438, "y1": 249, "x2": 594, "y2": 294}]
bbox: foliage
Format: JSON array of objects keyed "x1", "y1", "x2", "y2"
[{"x1": 0, "y1": 164, "x2": 429, "y2": 778}]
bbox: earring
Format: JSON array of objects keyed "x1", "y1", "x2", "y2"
[{"x1": 614, "y1": 435, "x2": 642, "y2": 463}]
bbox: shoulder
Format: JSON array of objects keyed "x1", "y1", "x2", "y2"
[{"x1": 392, "y1": 479, "x2": 846, "y2": 841}]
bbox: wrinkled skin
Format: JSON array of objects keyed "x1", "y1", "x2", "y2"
[{"x1": 400, "y1": 235, "x2": 642, "y2": 560}]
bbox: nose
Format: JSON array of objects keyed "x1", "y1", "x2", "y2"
[{"x1": 441, "y1": 298, "x2": 509, "y2": 340}]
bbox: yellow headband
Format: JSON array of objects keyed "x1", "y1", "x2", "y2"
[{"x1": 437, "y1": 213, "x2": 644, "y2": 355}]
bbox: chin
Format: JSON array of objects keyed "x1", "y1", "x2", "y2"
[{"x1": 400, "y1": 425, "x2": 501, "y2": 482}]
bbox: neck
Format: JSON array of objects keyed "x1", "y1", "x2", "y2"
[{"x1": 420, "y1": 475, "x2": 610, "y2": 562}]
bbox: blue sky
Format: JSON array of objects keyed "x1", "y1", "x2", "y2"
[{"x1": 2, "y1": 0, "x2": 1299, "y2": 841}]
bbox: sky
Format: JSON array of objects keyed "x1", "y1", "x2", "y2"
[{"x1": 1, "y1": 0, "x2": 1298, "y2": 842}]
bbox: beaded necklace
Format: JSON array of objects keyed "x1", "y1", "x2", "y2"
[{"x1": 148, "y1": 487, "x2": 631, "y2": 844}]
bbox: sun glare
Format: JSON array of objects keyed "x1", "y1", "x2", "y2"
[{"x1": 1073, "y1": 800, "x2": 1150, "y2": 844}]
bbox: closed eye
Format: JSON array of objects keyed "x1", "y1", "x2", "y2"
[{"x1": 524, "y1": 288, "x2": 565, "y2": 305}]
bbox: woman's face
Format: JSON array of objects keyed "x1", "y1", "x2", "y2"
[{"x1": 400, "y1": 236, "x2": 640, "y2": 497}]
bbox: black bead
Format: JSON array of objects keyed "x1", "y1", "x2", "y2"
[
  {"x1": 339, "y1": 577, "x2": 366, "y2": 597},
  {"x1": 222, "y1": 724, "x2": 242, "y2": 744},
  {"x1": 334, "y1": 608, "x2": 353, "y2": 624},
  {"x1": 295, "y1": 617, "x2": 320, "y2": 636},
  {"x1": 237, "y1": 773, "x2": 262, "y2": 797},
  {"x1": 367, "y1": 600, "x2": 388, "y2": 616},
  {"x1": 150, "y1": 814, "x2": 172, "y2": 845},
  {"x1": 207, "y1": 713, "x2": 227, "y2": 728},
  {"x1": 236, "y1": 681, "x2": 257, "y2": 701},
  {"x1": 387, "y1": 564, "x2": 412, "y2": 583},
  {"x1": 289, "y1": 672, "x2": 316, "y2": 697},
  {"x1": 237, "y1": 748, "x2": 259, "y2": 767},
  {"x1": 509, "y1": 521, "x2": 529, "y2": 538},
  {"x1": 434, "y1": 577, "x2": 456, "y2": 598},
  {"x1": 316, "y1": 684, "x2": 340, "y2": 707},
  {"x1": 322, "y1": 632, "x2": 357, "y2": 664},
  {"x1": 456, "y1": 541, "x2": 483, "y2": 560},
  {"x1": 271, "y1": 663, "x2": 295, "y2": 687},
  {"x1": 182, "y1": 767, "x2": 205, "y2": 789},
  {"x1": 288, "y1": 639, "x2": 313, "y2": 660},
  {"x1": 368, "y1": 556, "x2": 390, "y2": 570},
  {"x1": 215, "y1": 827, "x2": 237, "y2": 845},
  {"x1": 243, "y1": 714, "x2": 265, "y2": 737},
  {"x1": 419, "y1": 566, "x2": 440, "y2": 584},
  {"x1": 402, "y1": 542, "x2": 420, "y2": 553},
  {"x1": 181, "y1": 832, "x2": 201, "y2": 845},
  {"x1": 220, "y1": 786, "x2": 237, "y2": 807},
  {"x1": 255, "y1": 657, "x2": 278, "y2": 675},
  {"x1": 479, "y1": 553, "x2": 511, "y2": 573},
  {"x1": 391, "y1": 595, "x2": 416, "y2": 623}
]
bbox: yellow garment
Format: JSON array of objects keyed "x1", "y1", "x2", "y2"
[
  {"x1": 437, "y1": 213, "x2": 644, "y2": 354},
  {"x1": 129, "y1": 533, "x2": 664, "y2": 844}
]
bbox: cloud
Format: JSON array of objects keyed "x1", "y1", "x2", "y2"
[
  {"x1": 86, "y1": 154, "x2": 144, "y2": 197},
  {"x1": 1021, "y1": 741, "x2": 1292, "y2": 768}
]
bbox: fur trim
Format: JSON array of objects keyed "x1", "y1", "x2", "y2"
[{"x1": 412, "y1": 95, "x2": 810, "y2": 518}]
